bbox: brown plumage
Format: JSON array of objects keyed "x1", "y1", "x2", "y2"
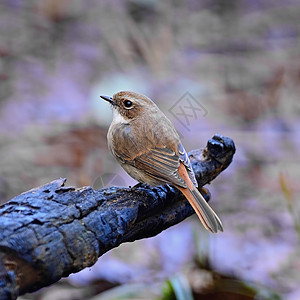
[{"x1": 100, "y1": 91, "x2": 223, "y2": 233}]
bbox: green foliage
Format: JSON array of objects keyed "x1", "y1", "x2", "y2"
[{"x1": 280, "y1": 172, "x2": 300, "y2": 243}]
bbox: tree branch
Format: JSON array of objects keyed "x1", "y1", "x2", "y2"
[{"x1": 0, "y1": 134, "x2": 235, "y2": 299}]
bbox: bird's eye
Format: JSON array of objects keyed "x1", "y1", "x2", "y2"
[{"x1": 123, "y1": 100, "x2": 133, "y2": 108}]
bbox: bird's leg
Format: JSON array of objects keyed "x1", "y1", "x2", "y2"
[{"x1": 131, "y1": 182, "x2": 145, "y2": 190}]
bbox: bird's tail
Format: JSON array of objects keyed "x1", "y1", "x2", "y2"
[{"x1": 178, "y1": 186, "x2": 223, "y2": 233}]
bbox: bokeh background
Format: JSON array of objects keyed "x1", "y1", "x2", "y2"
[{"x1": 1, "y1": 0, "x2": 300, "y2": 299}]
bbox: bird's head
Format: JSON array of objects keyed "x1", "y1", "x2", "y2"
[{"x1": 100, "y1": 91, "x2": 157, "y2": 122}]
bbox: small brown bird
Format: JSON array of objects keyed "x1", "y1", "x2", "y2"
[{"x1": 100, "y1": 91, "x2": 223, "y2": 233}]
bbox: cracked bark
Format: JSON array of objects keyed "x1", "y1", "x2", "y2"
[{"x1": 0, "y1": 134, "x2": 235, "y2": 299}]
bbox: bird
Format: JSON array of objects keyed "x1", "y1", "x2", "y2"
[{"x1": 100, "y1": 91, "x2": 223, "y2": 233}]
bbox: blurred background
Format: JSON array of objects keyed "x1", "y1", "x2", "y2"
[{"x1": 1, "y1": 0, "x2": 300, "y2": 299}]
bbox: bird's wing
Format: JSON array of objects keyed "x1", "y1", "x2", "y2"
[
  {"x1": 133, "y1": 146, "x2": 187, "y2": 188},
  {"x1": 111, "y1": 124, "x2": 197, "y2": 188},
  {"x1": 178, "y1": 143, "x2": 198, "y2": 187}
]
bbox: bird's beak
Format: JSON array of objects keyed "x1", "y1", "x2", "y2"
[{"x1": 100, "y1": 95, "x2": 114, "y2": 105}]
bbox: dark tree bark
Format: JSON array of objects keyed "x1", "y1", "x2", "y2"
[{"x1": 0, "y1": 134, "x2": 235, "y2": 299}]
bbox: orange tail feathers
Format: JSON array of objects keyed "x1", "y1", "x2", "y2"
[
  {"x1": 177, "y1": 162, "x2": 223, "y2": 233},
  {"x1": 178, "y1": 186, "x2": 223, "y2": 233}
]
